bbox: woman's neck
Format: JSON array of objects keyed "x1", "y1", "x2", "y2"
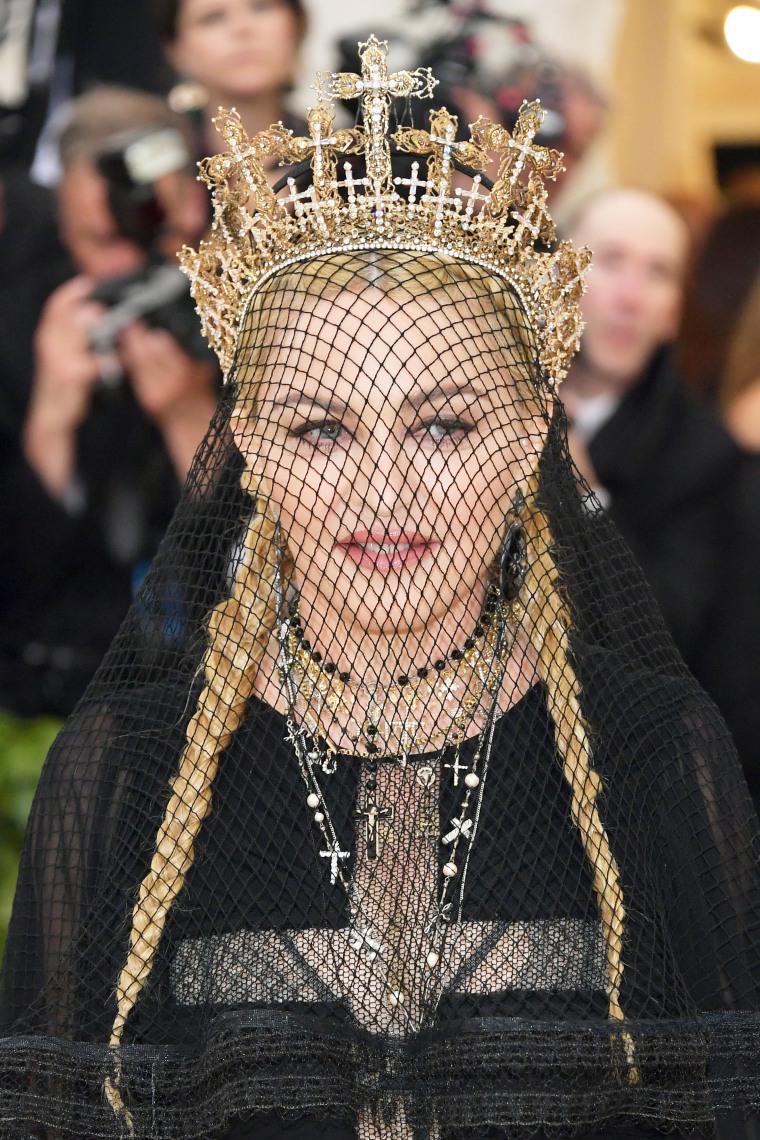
[
  {"x1": 252, "y1": 591, "x2": 540, "y2": 750},
  {"x1": 300, "y1": 593, "x2": 490, "y2": 688}
]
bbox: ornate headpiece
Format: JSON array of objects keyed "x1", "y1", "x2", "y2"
[{"x1": 180, "y1": 35, "x2": 590, "y2": 383}]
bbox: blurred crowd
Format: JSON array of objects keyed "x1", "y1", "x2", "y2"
[{"x1": 3, "y1": 0, "x2": 760, "y2": 931}]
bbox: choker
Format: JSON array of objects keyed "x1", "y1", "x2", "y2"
[{"x1": 281, "y1": 591, "x2": 511, "y2": 759}]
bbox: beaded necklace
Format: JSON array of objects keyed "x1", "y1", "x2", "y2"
[
  {"x1": 278, "y1": 594, "x2": 512, "y2": 1002},
  {"x1": 285, "y1": 588, "x2": 510, "y2": 759}
]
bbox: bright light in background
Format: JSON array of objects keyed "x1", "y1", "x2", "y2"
[{"x1": 725, "y1": 5, "x2": 760, "y2": 62}]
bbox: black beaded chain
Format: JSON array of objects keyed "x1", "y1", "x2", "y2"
[{"x1": 288, "y1": 589, "x2": 499, "y2": 687}]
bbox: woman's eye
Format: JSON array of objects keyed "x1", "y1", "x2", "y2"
[
  {"x1": 416, "y1": 418, "x2": 473, "y2": 446},
  {"x1": 292, "y1": 420, "x2": 347, "y2": 448},
  {"x1": 193, "y1": 7, "x2": 226, "y2": 26}
]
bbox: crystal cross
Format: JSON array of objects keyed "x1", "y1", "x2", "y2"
[
  {"x1": 444, "y1": 752, "x2": 467, "y2": 786},
  {"x1": 428, "y1": 179, "x2": 457, "y2": 237},
  {"x1": 320, "y1": 843, "x2": 349, "y2": 884},
  {"x1": 440, "y1": 674, "x2": 461, "y2": 698},
  {"x1": 295, "y1": 116, "x2": 337, "y2": 184},
  {"x1": 420, "y1": 819, "x2": 438, "y2": 841},
  {"x1": 511, "y1": 200, "x2": 543, "y2": 246},
  {"x1": 426, "y1": 901, "x2": 453, "y2": 934},
  {"x1": 470, "y1": 105, "x2": 563, "y2": 219},
  {"x1": 285, "y1": 176, "x2": 313, "y2": 221},
  {"x1": 455, "y1": 178, "x2": 489, "y2": 228},
  {"x1": 442, "y1": 816, "x2": 474, "y2": 845},
  {"x1": 349, "y1": 924, "x2": 383, "y2": 961},
  {"x1": 394, "y1": 161, "x2": 429, "y2": 214},
  {"x1": 317, "y1": 36, "x2": 436, "y2": 192},
  {"x1": 396, "y1": 107, "x2": 488, "y2": 174},
  {"x1": 335, "y1": 162, "x2": 367, "y2": 219},
  {"x1": 427, "y1": 120, "x2": 463, "y2": 182},
  {"x1": 355, "y1": 798, "x2": 393, "y2": 860}
]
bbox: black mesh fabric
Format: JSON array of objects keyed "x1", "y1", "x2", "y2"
[{"x1": 1, "y1": 240, "x2": 759, "y2": 1140}]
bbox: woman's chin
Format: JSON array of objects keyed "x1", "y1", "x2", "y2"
[{"x1": 326, "y1": 595, "x2": 467, "y2": 647}]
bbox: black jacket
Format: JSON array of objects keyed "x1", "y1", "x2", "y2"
[
  {"x1": 588, "y1": 346, "x2": 760, "y2": 803},
  {"x1": 0, "y1": 174, "x2": 180, "y2": 716}
]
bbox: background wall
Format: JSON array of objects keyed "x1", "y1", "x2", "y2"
[{"x1": 611, "y1": 0, "x2": 760, "y2": 199}]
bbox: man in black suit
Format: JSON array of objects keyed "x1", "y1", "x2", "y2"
[{"x1": 562, "y1": 187, "x2": 760, "y2": 804}]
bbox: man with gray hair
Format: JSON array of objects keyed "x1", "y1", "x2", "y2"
[{"x1": 562, "y1": 186, "x2": 760, "y2": 804}]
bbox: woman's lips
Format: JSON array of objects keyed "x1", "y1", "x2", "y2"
[{"x1": 336, "y1": 529, "x2": 437, "y2": 572}]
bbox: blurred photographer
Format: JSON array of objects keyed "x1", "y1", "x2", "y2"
[
  {"x1": 0, "y1": 86, "x2": 216, "y2": 718},
  {"x1": 23, "y1": 86, "x2": 214, "y2": 499}
]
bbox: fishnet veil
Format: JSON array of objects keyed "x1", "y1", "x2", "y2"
[{"x1": 1, "y1": 251, "x2": 759, "y2": 1140}]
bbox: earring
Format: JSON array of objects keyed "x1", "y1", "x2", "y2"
[{"x1": 500, "y1": 495, "x2": 527, "y2": 603}]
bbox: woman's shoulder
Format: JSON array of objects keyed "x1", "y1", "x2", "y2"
[{"x1": 573, "y1": 643, "x2": 738, "y2": 784}]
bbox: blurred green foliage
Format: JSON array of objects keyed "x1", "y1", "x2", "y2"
[{"x1": 0, "y1": 712, "x2": 61, "y2": 957}]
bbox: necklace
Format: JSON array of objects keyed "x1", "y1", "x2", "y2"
[
  {"x1": 282, "y1": 685, "x2": 503, "y2": 1013},
  {"x1": 278, "y1": 600, "x2": 509, "y2": 1014},
  {"x1": 285, "y1": 590, "x2": 510, "y2": 758}
]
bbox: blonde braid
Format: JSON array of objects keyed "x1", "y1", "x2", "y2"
[
  {"x1": 519, "y1": 475, "x2": 638, "y2": 1079},
  {"x1": 104, "y1": 484, "x2": 280, "y2": 1128}
]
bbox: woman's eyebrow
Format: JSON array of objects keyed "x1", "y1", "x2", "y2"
[
  {"x1": 268, "y1": 388, "x2": 348, "y2": 415},
  {"x1": 408, "y1": 380, "x2": 484, "y2": 409},
  {"x1": 267, "y1": 380, "x2": 488, "y2": 414}
]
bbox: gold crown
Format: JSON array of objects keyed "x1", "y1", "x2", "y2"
[{"x1": 180, "y1": 35, "x2": 590, "y2": 383}]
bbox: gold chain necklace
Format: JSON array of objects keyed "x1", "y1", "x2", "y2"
[{"x1": 285, "y1": 592, "x2": 511, "y2": 758}]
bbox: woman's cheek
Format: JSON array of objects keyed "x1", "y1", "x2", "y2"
[{"x1": 284, "y1": 459, "x2": 342, "y2": 555}]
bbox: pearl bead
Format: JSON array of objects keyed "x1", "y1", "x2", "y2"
[
  {"x1": 314, "y1": 811, "x2": 325, "y2": 823},
  {"x1": 464, "y1": 772, "x2": 480, "y2": 788},
  {"x1": 388, "y1": 989, "x2": 405, "y2": 1006},
  {"x1": 443, "y1": 862, "x2": 457, "y2": 878},
  {"x1": 307, "y1": 793, "x2": 320, "y2": 809},
  {"x1": 426, "y1": 950, "x2": 439, "y2": 967}
]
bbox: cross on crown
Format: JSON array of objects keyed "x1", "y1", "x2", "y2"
[
  {"x1": 317, "y1": 36, "x2": 437, "y2": 192},
  {"x1": 180, "y1": 35, "x2": 592, "y2": 386}
]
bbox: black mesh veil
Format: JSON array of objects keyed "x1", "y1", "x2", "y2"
[{"x1": 2, "y1": 107, "x2": 760, "y2": 1140}]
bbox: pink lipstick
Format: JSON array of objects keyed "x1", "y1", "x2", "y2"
[{"x1": 336, "y1": 527, "x2": 437, "y2": 573}]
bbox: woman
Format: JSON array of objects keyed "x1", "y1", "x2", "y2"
[
  {"x1": 1, "y1": 38, "x2": 759, "y2": 1140},
  {"x1": 155, "y1": 0, "x2": 306, "y2": 166},
  {"x1": 716, "y1": 268, "x2": 760, "y2": 450}
]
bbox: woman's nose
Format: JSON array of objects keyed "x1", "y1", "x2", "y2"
[{"x1": 345, "y1": 432, "x2": 413, "y2": 517}]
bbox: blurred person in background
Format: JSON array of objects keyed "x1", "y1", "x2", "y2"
[
  {"x1": 561, "y1": 186, "x2": 760, "y2": 805},
  {"x1": 677, "y1": 202, "x2": 760, "y2": 453},
  {"x1": 718, "y1": 269, "x2": 760, "y2": 450},
  {"x1": 0, "y1": 0, "x2": 167, "y2": 180},
  {"x1": 335, "y1": 2, "x2": 607, "y2": 217},
  {"x1": 0, "y1": 85, "x2": 216, "y2": 723},
  {"x1": 0, "y1": 156, "x2": 72, "y2": 955},
  {"x1": 0, "y1": 165, "x2": 70, "y2": 445},
  {"x1": 677, "y1": 204, "x2": 760, "y2": 411},
  {"x1": 154, "y1": 0, "x2": 307, "y2": 166}
]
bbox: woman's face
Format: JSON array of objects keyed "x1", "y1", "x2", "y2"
[
  {"x1": 234, "y1": 280, "x2": 547, "y2": 652},
  {"x1": 168, "y1": 0, "x2": 302, "y2": 104}
]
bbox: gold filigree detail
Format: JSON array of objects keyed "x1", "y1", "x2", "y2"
[{"x1": 180, "y1": 34, "x2": 590, "y2": 383}]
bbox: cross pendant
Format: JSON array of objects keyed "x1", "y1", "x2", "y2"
[
  {"x1": 320, "y1": 844, "x2": 349, "y2": 884},
  {"x1": 444, "y1": 751, "x2": 467, "y2": 786},
  {"x1": 355, "y1": 798, "x2": 393, "y2": 860},
  {"x1": 442, "y1": 816, "x2": 474, "y2": 845}
]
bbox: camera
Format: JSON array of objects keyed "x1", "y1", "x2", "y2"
[{"x1": 88, "y1": 125, "x2": 211, "y2": 381}]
